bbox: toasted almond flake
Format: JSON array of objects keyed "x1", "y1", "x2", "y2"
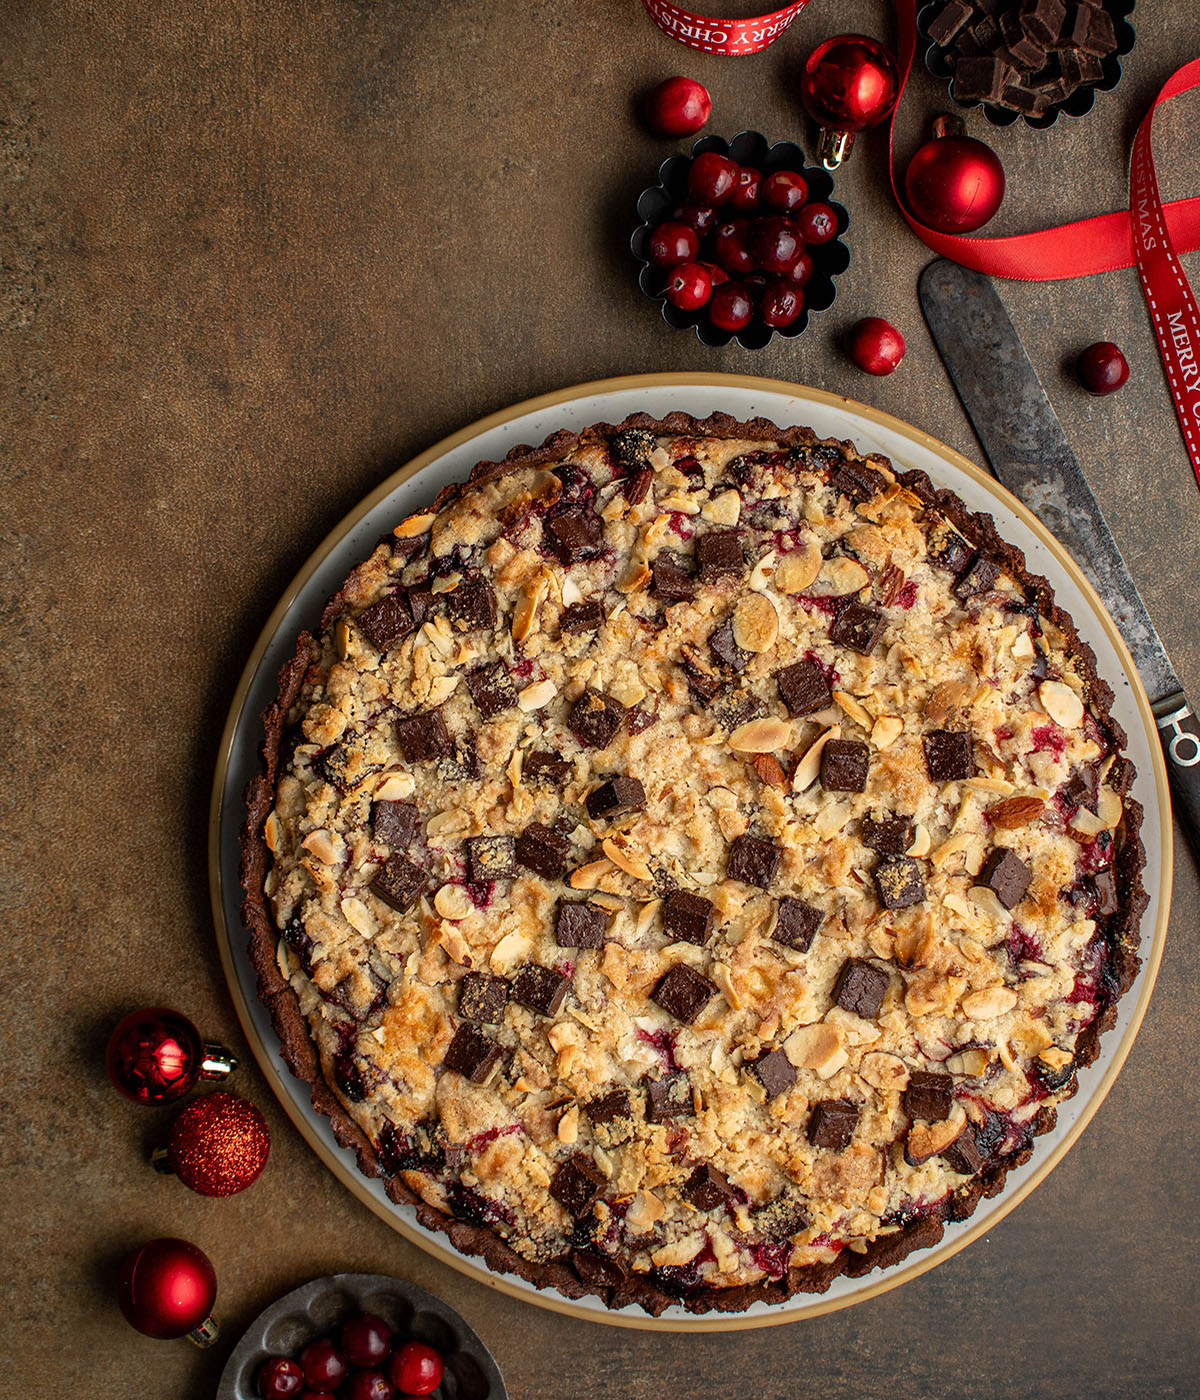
[
  {"x1": 301, "y1": 828, "x2": 344, "y2": 865},
  {"x1": 394, "y1": 511, "x2": 436, "y2": 538},
  {"x1": 1097, "y1": 785, "x2": 1122, "y2": 829},
  {"x1": 787, "y1": 1022, "x2": 844, "y2": 1073},
  {"x1": 717, "y1": 806, "x2": 748, "y2": 842},
  {"x1": 814, "y1": 556, "x2": 870, "y2": 596},
  {"x1": 1070, "y1": 805, "x2": 1108, "y2": 837},
  {"x1": 907, "y1": 1113, "x2": 965, "y2": 1163},
  {"x1": 791, "y1": 723, "x2": 841, "y2": 792},
  {"x1": 486, "y1": 537, "x2": 517, "y2": 570},
  {"x1": 833, "y1": 690, "x2": 872, "y2": 729},
  {"x1": 816, "y1": 1046, "x2": 850, "y2": 1080},
  {"x1": 640, "y1": 513, "x2": 672, "y2": 550},
  {"x1": 652, "y1": 1234, "x2": 707, "y2": 1269},
  {"x1": 871, "y1": 715, "x2": 903, "y2": 750},
  {"x1": 707, "y1": 786, "x2": 738, "y2": 811},
  {"x1": 431, "y1": 571, "x2": 461, "y2": 594},
  {"x1": 967, "y1": 885, "x2": 1011, "y2": 926},
  {"x1": 732, "y1": 593, "x2": 779, "y2": 652},
  {"x1": 658, "y1": 493, "x2": 701, "y2": 514},
  {"x1": 813, "y1": 800, "x2": 852, "y2": 839},
  {"x1": 1038, "y1": 679, "x2": 1084, "y2": 729},
  {"x1": 264, "y1": 811, "x2": 281, "y2": 855},
  {"x1": 570, "y1": 858, "x2": 616, "y2": 891},
  {"x1": 512, "y1": 572, "x2": 549, "y2": 644},
  {"x1": 375, "y1": 771, "x2": 414, "y2": 803},
  {"x1": 894, "y1": 914, "x2": 936, "y2": 969},
  {"x1": 421, "y1": 619, "x2": 454, "y2": 656},
  {"x1": 427, "y1": 673, "x2": 459, "y2": 707},
  {"x1": 301, "y1": 857, "x2": 334, "y2": 892},
  {"x1": 517, "y1": 678, "x2": 557, "y2": 712},
  {"x1": 435, "y1": 924, "x2": 473, "y2": 966},
  {"x1": 748, "y1": 548, "x2": 777, "y2": 592},
  {"x1": 859, "y1": 1051, "x2": 910, "y2": 1093},
  {"x1": 557, "y1": 1105, "x2": 579, "y2": 1146},
  {"x1": 610, "y1": 676, "x2": 648, "y2": 708},
  {"x1": 636, "y1": 899, "x2": 662, "y2": 937},
  {"x1": 561, "y1": 575, "x2": 583, "y2": 606},
  {"x1": 962, "y1": 985, "x2": 1018, "y2": 1020},
  {"x1": 906, "y1": 823, "x2": 931, "y2": 858},
  {"x1": 712, "y1": 963, "x2": 741, "y2": 1011},
  {"x1": 703, "y1": 489, "x2": 742, "y2": 525},
  {"x1": 490, "y1": 930, "x2": 532, "y2": 973},
  {"x1": 967, "y1": 776, "x2": 1015, "y2": 796},
  {"x1": 997, "y1": 1039, "x2": 1021, "y2": 1073},
  {"x1": 1039, "y1": 1046, "x2": 1073, "y2": 1071},
  {"x1": 931, "y1": 831, "x2": 972, "y2": 869},
  {"x1": 626, "y1": 1190, "x2": 665, "y2": 1232},
  {"x1": 730, "y1": 715, "x2": 792, "y2": 753},
  {"x1": 774, "y1": 541, "x2": 822, "y2": 594},
  {"x1": 434, "y1": 885, "x2": 473, "y2": 921},
  {"x1": 602, "y1": 836, "x2": 653, "y2": 883},
  {"x1": 426, "y1": 809, "x2": 468, "y2": 838},
  {"x1": 617, "y1": 561, "x2": 651, "y2": 594},
  {"x1": 945, "y1": 1048, "x2": 991, "y2": 1077},
  {"x1": 1012, "y1": 631, "x2": 1036, "y2": 659},
  {"x1": 334, "y1": 617, "x2": 352, "y2": 660},
  {"x1": 589, "y1": 891, "x2": 625, "y2": 913},
  {"x1": 340, "y1": 897, "x2": 373, "y2": 936}
]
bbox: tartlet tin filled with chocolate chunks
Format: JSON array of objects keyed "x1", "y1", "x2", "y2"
[{"x1": 918, "y1": 0, "x2": 1135, "y2": 128}]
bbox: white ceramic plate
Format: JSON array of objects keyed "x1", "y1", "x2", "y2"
[{"x1": 210, "y1": 374, "x2": 1170, "y2": 1331}]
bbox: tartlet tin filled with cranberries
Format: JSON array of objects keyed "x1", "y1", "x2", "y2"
[{"x1": 632, "y1": 131, "x2": 849, "y2": 350}]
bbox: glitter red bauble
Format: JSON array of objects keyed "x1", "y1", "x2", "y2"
[
  {"x1": 904, "y1": 131, "x2": 1006, "y2": 234},
  {"x1": 116, "y1": 1237, "x2": 218, "y2": 1339},
  {"x1": 801, "y1": 34, "x2": 898, "y2": 168},
  {"x1": 167, "y1": 1091, "x2": 270, "y2": 1196},
  {"x1": 106, "y1": 1007, "x2": 205, "y2": 1104}
]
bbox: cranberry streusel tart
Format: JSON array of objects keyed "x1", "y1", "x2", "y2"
[{"x1": 241, "y1": 412, "x2": 1145, "y2": 1314}]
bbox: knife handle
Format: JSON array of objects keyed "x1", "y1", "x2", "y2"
[{"x1": 1154, "y1": 691, "x2": 1200, "y2": 863}]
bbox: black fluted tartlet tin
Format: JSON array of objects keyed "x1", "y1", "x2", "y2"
[
  {"x1": 216, "y1": 1273, "x2": 507, "y2": 1400},
  {"x1": 631, "y1": 131, "x2": 850, "y2": 351},
  {"x1": 917, "y1": 0, "x2": 1135, "y2": 130}
]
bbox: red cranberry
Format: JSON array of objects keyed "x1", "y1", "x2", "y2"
[
  {"x1": 300, "y1": 1337, "x2": 348, "y2": 1393},
  {"x1": 761, "y1": 280, "x2": 803, "y2": 328},
  {"x1": 795, "y1": 202, "x2": 838, "y2": 244},
  {"x1": 672, "y1": 201, "x2": 715, "y2": 237},
  {"x1": 750, "y1": 216, "x2": 803, "y2": 275},
  {"x1": 665, "y1": 261, "x2": 712, "y2": 311},
  {"x1": 340, "y1": 1314, "x2": 393, "y2": 1369},
  {"x1": 708, "y1": 282, "x2": 753, "y2": 333},
  {"x1": 783, "y1": 251, "x2": 814, "y2": 286},
  {"x1": 846, "y1": 317, "x2": 906, "y2": 375},
  {"x1": 730, "y1": 165, "x2": 762, "y2": 212},
  {"x1": 697, "y1": 260, "x2": 728, "y2": 287},
  {"x1": 762, "y1": 169, "x2": 808, "y2": 213},
  {"x1": 341, "y1": 1372, "x2": 395, "y2": 1400},
  {"x1": 389, "y1": 1342, "x2": 444, "y2": 1397},
  {"x1": 688, "y1": 152, "x2": 738, "y2": 206},
  {"x1": 1077, "y1": 341, "x2": 1129, "y2": 395},
  {"x1": 644, "y1": 75, "x2": 711, "y2": 137},
  {"x1": 257, "y1": 1358, "x2": 305, "y2": 1400},
  {"x1": 712, "y1": 219, "x2": 756, "y2": 276},
  {"x1": 648, "y1": 221, "x2": 699, "y2": 269}
]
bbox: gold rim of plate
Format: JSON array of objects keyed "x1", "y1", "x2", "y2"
[{"x1": 208, "y1": 372, "x2": 1172, "y2": 1332}]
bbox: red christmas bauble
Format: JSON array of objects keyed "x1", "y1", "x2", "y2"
[
  {"x1": 116, "y1": 1237, "x2": 217, "y2": 1340},
  {"x1": 106, "y1": 1007, "x2": 204, "y2": 1104},
  {"x1": 167, "y1": 1092, "x2": 270, "y2": 1196},
  {"x1": 801, "y1": 34, "x2": 898, "y2": 168},
  {"x1": 904, "y1": 129, "x2": 1006, "y2": 234}
]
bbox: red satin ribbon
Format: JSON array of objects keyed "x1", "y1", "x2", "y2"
[{"x1": 639, "y1": 0, "x2": 810, "y2": 56}]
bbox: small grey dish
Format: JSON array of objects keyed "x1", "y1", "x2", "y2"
[
  {"x1": 917, "y1": 0, "x2": 1135, "y2": 129},
  {"x1": 216, "y1": 1273, "x2": 507, "y2": 1400},
  {"x1": 630, "y1": 130, "x2": 850, "y2": 351}
]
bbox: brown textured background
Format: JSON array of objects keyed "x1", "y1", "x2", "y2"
[{"x1": 4, "y1": 1, "x2": 1198, "y2": 1396}]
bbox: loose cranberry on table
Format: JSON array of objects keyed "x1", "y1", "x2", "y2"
[
  {"x1": 707, "y1": 281, "x2": 754, "y2": 332},
  {"x1": 846, "y1": 317, "x2": 906, "y2": 375},
  {"x1": 751, "y1": 215, "x2": 803, "y2": 275},
  {"x1": 794, "y1": 201, "x2": 837, "y2": 244},
  {"x1": 340, "y1": 1313, "x2": 393, "y2": 1369},
  {"x1": 647, "y1": 221, "x2": 699, "y2": 268},
  {"x1": 644, "y1": 75, "x2": 711, "y2": 137},
  {"x1": 761, "y1": 168, "x2": 808, "y2": 213},
  {"x1": 388, "y1": 1341, "x2": 445, "y2": 1397},
  {"x1": 299, "y1": 1336, "x2": 348, "y2": 1392},
  {"x1": 761, "y1": 279, "x2": 803, "y2": 328},
  {"x1": 687, "y1": 151, "x2": 738, "y2": 206},
  {"x1": 1077, "y1": 341, "x2": 1129, "y2": 395},
  {"x1": 341, "y1": 1372, "x2": 395, "y2": 1400},
  {"x1": 256, "y1": 1357, "x2": 305, "y2": 1400},
  {"x1": 730, "y1": 164, "x2": 762, "y2": 211},
  {"x1": 664, "y1": 261, "x2": 712, "y2": 311}
]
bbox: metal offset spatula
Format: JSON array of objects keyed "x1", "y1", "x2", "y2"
[{"x1": 919, "y1": 258, "x2": 1199, "y2": 860}]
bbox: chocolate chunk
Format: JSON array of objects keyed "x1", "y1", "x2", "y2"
[
  {"x1": 405, "y1": 585, "x2": 436, "y2": 629},
  {"x1": 1079, "y1": 5, "x2": 1115, "y2": 55},
  {"x1": 679, "y1": 645, "x2": 723, "y2": 703},
  {"x1": 568, "y1": 687, "x2": 626, "y2": 749},
  {"x1": 512, "y1": 963, "x2": 571, "y2": 1017},
  {"x1": 516, "y1": 822, "x2": 571, "y2": 879},
  {"x1": 924, "y1": 729, "x2": 973, "y2": 783},
  {"x1": 696, "y1": 528, "x2": 744, "y2": 583},
  {"x1": 554, "y1": 900, "x2": 608, "y2": 949},
  {"x1": 1021, "y1": 0, "x2": 1066, "y2": 45},
  {"x1": 611, "y1": 428, "x2": 657, "y2": 472},
  {"x1": 560, "y1": 600, "x2": 605, "y2": 635},
  {"x1": 626, "y1": 702, "x2": 659, "y2": 734},
  {"x1": 447, "y1": 570, "x2": 497, "y2": 631},
  {"x1": 1062, "y1": 771, "x2": 1095, "y2": 812},
  {"x1": 1000, "y1": 83, "x2": 1049, "y2": 114},
  {"x1": 1090, "y1": 867, "x2": 1119, "y2": 919},
  {"x1": 942, "y1": 1126, "x2": 984, "y2": 1175},
  {"x1": 821, "y1": 738, "x2": 870, "y2": 793},
  {"x1": 903, "y1": 1071, "x2": 955, "y2": 1122},
  {"x1": 550, "y1": 1154, "x2": 607, "y2": 1220},
  {"x1": 711, "y1": 689, "x2": 767, "y2": 732},
  {"x1": 977, "y1": 848, "x2": 1031, "y2": 910},
  {"x1": 465, "y1": 661, "x2": 517, "y2": 719},
  {"x1": 458, "y1": 972, "x2": 509, "y2": 1025},
  {"x1": 754, "y1": 1193, "x2": 811, "y2": 1240},
  {"x1": 546, "y1": 509, "x2": 603, "y2": 566},
  {"x1": 860, "y1": 813, "x2": 914, "y2": 855},
  {"x1": 1055, "y1": 3, "x2": 1092, "y2": 49},
  {"x1": 1034, "y1": 1051, "x2": 1076, "y2": 1093},
  {"x1": 831, "y1": 460, "x2": 887, "y2": 503},
  {"x1": 651, "y1": 964, "x2": 717, "y2": 1024},
  {"x1": 953, "y1": 555, "x2": 999, "y2": 599},
  {"x1": 772, "y1": 897, "x2": 823, "y2": 952},
  {"x1": 586, "y1": 775, "x2": 646, "y2": 820},
  {"x1": 777, "y1": 657, "x2": 833, "y2": 716},
  {"x1": 355, "y1": 591, "x2": 414, "y2": 651},
  {"x1": 443, "y1": 734, "x2": 480, "y2": 781},
  {"x1": 727, "y1": 834, "x2": 782, "y2": 889},
  {"x1": 807, "y1": 1098, "x2": 860, "y2": 1150},
  {"x1": 586, "y1": 1088, "x2": 633, "y2": 1127},
  {"x1": 833, "y1": 957, "x2": 889, "y2": 1020},
  {"x1": 927, "y1": 0, "x2": 972, "y2": 43},
  {"x1": 651, "y1": 550, "x2": 696, "y2": 602},
  {"x1": 395, "y1": 708, "x2": 452, "y2": 763},
  {"x1": 829, "y1": 601, "x2": 885, "y2": 655},
  {"x1": 663, "y1": 889, "x2": 716, "y2": 947},
  {"x1": 465, "y1": 835, "x2": 516, "y2": 883},
  {"x1": 927, "y1": 517, "x2": 974, "y2": 574},
  {"x1": 1061, "y1": 46, "x2": 1103, "y2": 85},
  {"x1": 371, "y1": 852, "x2": 428, "y2": 913},
  {"x1": 571, "y1": 1249, "x2": 627, "y2": 1289},
  {"x1": 373, "y1": 799, "x2": 419, "y2": 849},
  {"x1": 644, "y1": 1070, "x2": 693, "y2": 1121},
  {"x1": 443, "y1": 1024, "x2": 503, "y2": 1084},
  {"x1": 873, "y1": 855, "x2": 926, "y2": 911},
  {"x1": 999, "y1": 12, "x2": 1044, "y2": 67},
  {"x1": 951, "y1": 55, "x2": 1010, "y2": 102},
  {"x1": 749, "y1": 1046, "x2": 796, "y2": 1100},
  {"x1": 683, "y1": 1163, "x2": 733, "y2": 1211},
  {"x1": 525, "y1": 749, "x2": 571, "y2": 786},
  {"x1": 709, "y1": 619, "x2": 749, "y2": 672}
]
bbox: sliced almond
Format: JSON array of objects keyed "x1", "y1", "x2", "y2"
[
  {"x1": 717, "y1": 806, "x2": 748, "y2": 843},
  {"x1": 334, "y1": 617, "x2": 352, "y2": 660},
  {"x1": 791, "y1": 724, "x2": 841, "y2": 792},
  {"x1": 987, "y1": 795, "x2": 1046, "y2": 830},
  {"x1": 729, "y1": 715, "x2": 792, "y2": 753},
  {"x1": 511, "y1": 571, "x2": 549, "y2": 644},
  {"x1": 732, "y1": 593, "x2": 779, "y2": 653},
  {"x1": 1012, "y1": 631, "x2": 1036, "y2": 659},
  {"x1": 602, "y1": 837, "x2": 653, "y2": 883},
  {"x1": 301, "y1": 828, "x2": 344, "y2": 865},
  {"x1": 1039, "y1": 1046, "x2": 1073, "y2": 1072},
  {"x1": 490, "y1": 930, "x2": 531, "y2": 973},
  {"x1": 625, "y1": 1189, "x2": 665, "y2": 1232},
  {"x1": 340, "y1": 897, "x2": 374, "y2": 936},
  {"x1": 617, "y1": 561, "x2": 651, "y2": 594},
  {"x1": 427, "y1": 673, "x2": 459, "y2": 707},
  {"x1": 748, "y1": 548, "x2": 777, "y2": 592},
  {"x1": 517, "y1": 678, "x2": 557, "y2": 711},
  {"x1": 1070, "y1": 806, "x2": 1108, "y2": 837},
  {"x1": 814, "y1": 556, "x2": 869, "y2": 596},
  {"x1": 833, "y1": 690, "x2": 872, "y2": 729},
  {"x1": 556, "y1": 1104, "x2": 579, "y2": 1146},
  {"x1": 430, "y1": 571, "x2": 461, "y2": 594},
  {"x1": 658, "y1": 493, "x2": 701, "y2": 515},
  {"x1": 712, "y1": 962, "x2": 742, "y2": 1011},
  {"x1": 1038, "y1": 679, "x2": 1084, "y2": 729},
  {"x1": 702, "y1": 489, "x2": 742, "y2": 525},
  {"x1": 961, "y1": 985, "x2": 1018, "y2": 1020},
  {"x1": 434, "y1": 884, "x2": 474, "y2": 921},
  {"x1": 264, "y1": 810, "x2": 281, "y2": 854},
  {"x1": 774, "y1": 541, "x2": 822, "y2": 594},
  {"x1": 394, "y1": 511, "x2": 436, "y2": 538},
  {"x1": 906, "y1": 823, "x2": 931, "y2": 858},
  {"x1": 859, "y1": 1051, "x2": 910, "y2": 1094},
  {"x1": 1097, "y1": 785, "x2": 1123, "y2": 829},
  {"x1": 907, "y1": 1114, "x2": 964, "y2": 1164},
  {"x1": 894, "y1": 914, "x2": 936, "y2": 969},
  {"x1": 635, "y1": 899, "x2": 662, "y2": 937},
  {"x1": 871, "y1": 715, "x2": 903, "y2": 750},
  {"x1": 967, "y1": 885, "x2": 1012, "y2": 927},
  {"x1": 569, "y1": 857, "x2": 616, "y2": 891},
  {"x1": 787, "y1": 1022, "x2": 845, "y2": 1074},
  {"x1": 945, "y1": 1047, "x2": 992, "y2": 1077}
]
